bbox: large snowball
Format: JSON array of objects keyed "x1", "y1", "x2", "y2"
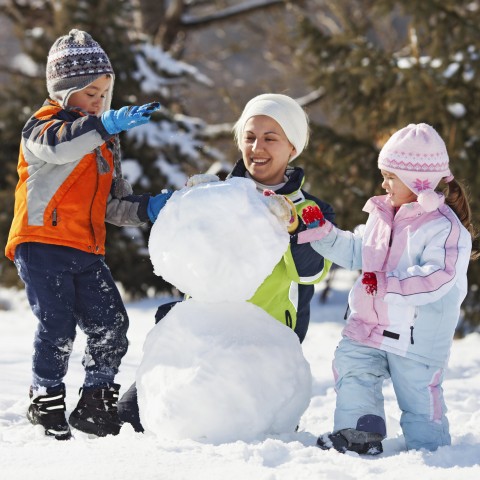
[
  {"x1": 148, "y1": 177, "x2": 289, "y2": 302},
  {"x1": 136, "y1": 299, "x2": 312, "y2": 444}
]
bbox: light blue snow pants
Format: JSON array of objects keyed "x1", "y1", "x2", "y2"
[{"x1": 332, "y1": 337, "x2": 451, "y2": 451}]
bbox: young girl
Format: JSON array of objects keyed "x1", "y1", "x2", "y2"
[
  {"x1": 297, "y1": 123, "x2": 476, "y2": 453},
  {"x1": 5, "y1": 29, "x2": 171, "y2": 440}
]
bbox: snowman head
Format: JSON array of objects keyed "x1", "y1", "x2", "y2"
[{"x1": 148, "y1": 177, "x2": 290, "y2": 302}]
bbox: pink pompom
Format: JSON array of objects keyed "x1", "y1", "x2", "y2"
[{"x1": 417, "y1": 190, "x2": 441, "y2": 212}]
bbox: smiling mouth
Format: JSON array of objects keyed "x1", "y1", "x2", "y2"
[{"x1": 251, "y1": 158, "x2": 269, "y2": 165}]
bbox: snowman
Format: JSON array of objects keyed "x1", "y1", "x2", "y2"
[{"x1": 136, "y1": 175, "x2": 312, "y2": 444}]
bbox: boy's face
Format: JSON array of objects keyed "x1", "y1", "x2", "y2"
[
  {"x1": 381, "y1": 169, "x2": 417, "y2": 207},
  {"x1": 67, "y1": 75, "x2": 112, "y2": 116},
  {"x1": 240, "y1": 115, "x2": 296, "y2": 186}
]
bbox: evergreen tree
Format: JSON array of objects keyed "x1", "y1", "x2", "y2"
[
  {"x1": 0, "y1": 0, "x2": 217, "y2": 298},
  {"x1": 295, "y1": 0, "x2": 480, "y2": 331}
]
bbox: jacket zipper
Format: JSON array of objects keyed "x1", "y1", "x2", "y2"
[
  {"x1": 52, "y1": 208, "x2": 57, "y2": 226},
  {"x1": 410, "y1": 307, "x2": 418, "y2": 345},
  {"x1": 285, "y1": 310, "x2": 293, "y2": 329},
  {"x1": 89, "y1": 161, "x2": 100, "y2": 252}
]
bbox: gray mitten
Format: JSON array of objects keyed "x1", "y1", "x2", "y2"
[
  {"x1": 186, "y1": 174, "x2": 220, "y2": 188},
  {"x1": 261, "y1": 190, "x2": 299, "y2": 233}
]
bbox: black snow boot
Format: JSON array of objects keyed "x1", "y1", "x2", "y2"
[
  {"x1": 27, "y1": 383, "x2": 72, "y2": 440},
  {"x1": 69, "y1": 383, "x2": 123, "y2": 437},
  {"x1": 317, "y1": 428, "x2": 383, "y2": 455}
]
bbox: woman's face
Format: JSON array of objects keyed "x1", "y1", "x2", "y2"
[
  {"x1": 240, "y1": 115, "x2": 296, "y2": 185},
  {"x1": 67, "y1": 75, "x2": 112, "y2": 116},
  {"x1": 381, "y1": 170, "x2": 417, "y2": 207}
]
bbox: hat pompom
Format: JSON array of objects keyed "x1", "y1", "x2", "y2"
[{"x1": 417, "y1": 190, "x2": 441, "y2": 212}]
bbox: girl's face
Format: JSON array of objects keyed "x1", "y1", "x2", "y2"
[
  {"x1": 67, "y1": 75, "x2": 112, "y2": 116},
  {"x1": 240, "y1": 115, "x2": 296, "y2": 186},
  {"x1": 381, "y1": 170, "x2": 417, "y2": 207}
]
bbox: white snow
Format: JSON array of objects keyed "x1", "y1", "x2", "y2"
[
  {"x1": 138, "y1": 177, "x2": 306, "y2": 442},
  {"x1": 1, "y1": 178, "x2": 479, "y2": 478},
  {"x1": 137, "y1": 300, "x2": 311, "y2": 443},
  {"x1": 444, "y1": 62, "x2": 460, "y2": 78},
  {"x1": 148, "y1": 177, "x2": 289, "y2": 302},
  {"x1": 447, "y1": 103, "x2": 467, "y2": 118},
  {"x1": 11, "y1": 53, "x2": 40, "y2": 76},
  {"x1": 134, "y1": 43, "x2": 213, "y2": 90},
  {"x1": 121, "y1": 159, "x2": 144, "y2": 185},
  {"x1": 1, "y1": 271, "x2": 480, "y2": 478}
]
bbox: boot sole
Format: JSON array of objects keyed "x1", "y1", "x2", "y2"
[
  {"x1": 69, "y1": 414, "x2": 121, "y2": 437},
  {"x1": 27, "y1": 409, "x2": 72, "y2": 440},
  {"x1": 317, "y1": 434, "x2": 383, "y2": 455}
]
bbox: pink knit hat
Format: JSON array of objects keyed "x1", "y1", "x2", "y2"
[{"x1": 378, "y1": 123, "x2": 453, "y2": 212}]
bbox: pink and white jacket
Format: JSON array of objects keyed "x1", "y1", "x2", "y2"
[{"x1": 299, "y1": 194, "x2": 472, "y2": 367}]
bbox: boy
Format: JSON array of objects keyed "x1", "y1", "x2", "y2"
[{"x1": 5, "y1": 29, "x2": 171, "y2": 439}]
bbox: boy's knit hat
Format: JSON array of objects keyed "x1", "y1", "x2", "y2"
[
  {"x1": 233, "y1": 93, "x2": 309, "y2": 162},
  {"x1": 46, "y1": 29, "x2": 114, "y2": 110},
  {"x1": 378, "y1": 123, "x2": 453, "y2": 212}
]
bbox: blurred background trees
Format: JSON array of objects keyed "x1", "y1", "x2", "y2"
[{"x1": 0, "y1": 0, "x2": 479, "y2": 331}]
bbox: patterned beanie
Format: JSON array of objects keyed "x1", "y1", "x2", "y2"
[
  {"x1": 233, "y1": 93, "x2": 309, "y2": 162},
  {"x1": 46, "y1": 29, "x2": 114, "y2": 110},
  {"x1": 378, "y1": 123, "x2": 453, "y2": 212}
]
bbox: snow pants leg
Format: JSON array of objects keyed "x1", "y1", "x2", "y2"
[
  {"x1": 332, "y1": 337, "x2": 388, "y2": 437},
  {"x1": 14, "y1": 243, "x2": 129, "y2": 389},
  {"x1": 388, "y1": 355, "x2": 450, "y2": 451},
  {"x1": 332, "y1": 337, "x2": 450, "y2": 451}
]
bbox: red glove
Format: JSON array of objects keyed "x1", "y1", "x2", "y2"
[
  {"x1": 301, "y1": 205, "x2": 325, "y2": 229},
  {"x1": 362, "y1": 272, "x2": 378, "y2": 296}
]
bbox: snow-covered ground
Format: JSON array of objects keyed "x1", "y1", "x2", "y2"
[{"x1": 1, "y1": 269, "x2": 479, "y2": 479}]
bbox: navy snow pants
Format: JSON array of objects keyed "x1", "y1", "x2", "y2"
[{"x1": 14, "y1": 242, "x2": 129, "y2": 389}]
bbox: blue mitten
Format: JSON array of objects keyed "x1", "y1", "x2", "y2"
[
  {"x1": 147, "y1": 190, "x2": 173, "y2": 222},
  {"x1": 101, "y1": 102, "x2": 161, "y2": 134}
]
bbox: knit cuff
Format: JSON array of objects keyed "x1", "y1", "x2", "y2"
[
  {"x1": 95, "y1": 115, "x2": 115, "y2": 141},
  {"x1": 135, "y1": 194, "x2": 151, "y2": 223},
  {"x1": 297, "y1": 220, "x2": 333, "y2": 244}
]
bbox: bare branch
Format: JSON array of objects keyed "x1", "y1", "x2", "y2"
[
  {"x1": 156, "y1": 0, "x2": 290, "y2": 54},
  {"x1": 181, "y1": 0, "x2": 288, "y2": 27},
  {"x1": 202, "y1": 87, "x2": 325, "y2": 140},
  {"x1": 295, "y1": 87, "x2": 326, "y2": 108}
]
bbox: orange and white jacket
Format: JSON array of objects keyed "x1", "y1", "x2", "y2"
[{"x1": 5, "y1": 100, "x2": 149, "y2": 261}]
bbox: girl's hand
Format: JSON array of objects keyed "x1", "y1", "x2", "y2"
[
  {"x1": 362, "y1": 272, "x2": 378, "y2": 296},
  {"x1": 301, "y1": 205, "x2": 325, "y2": 229}
]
